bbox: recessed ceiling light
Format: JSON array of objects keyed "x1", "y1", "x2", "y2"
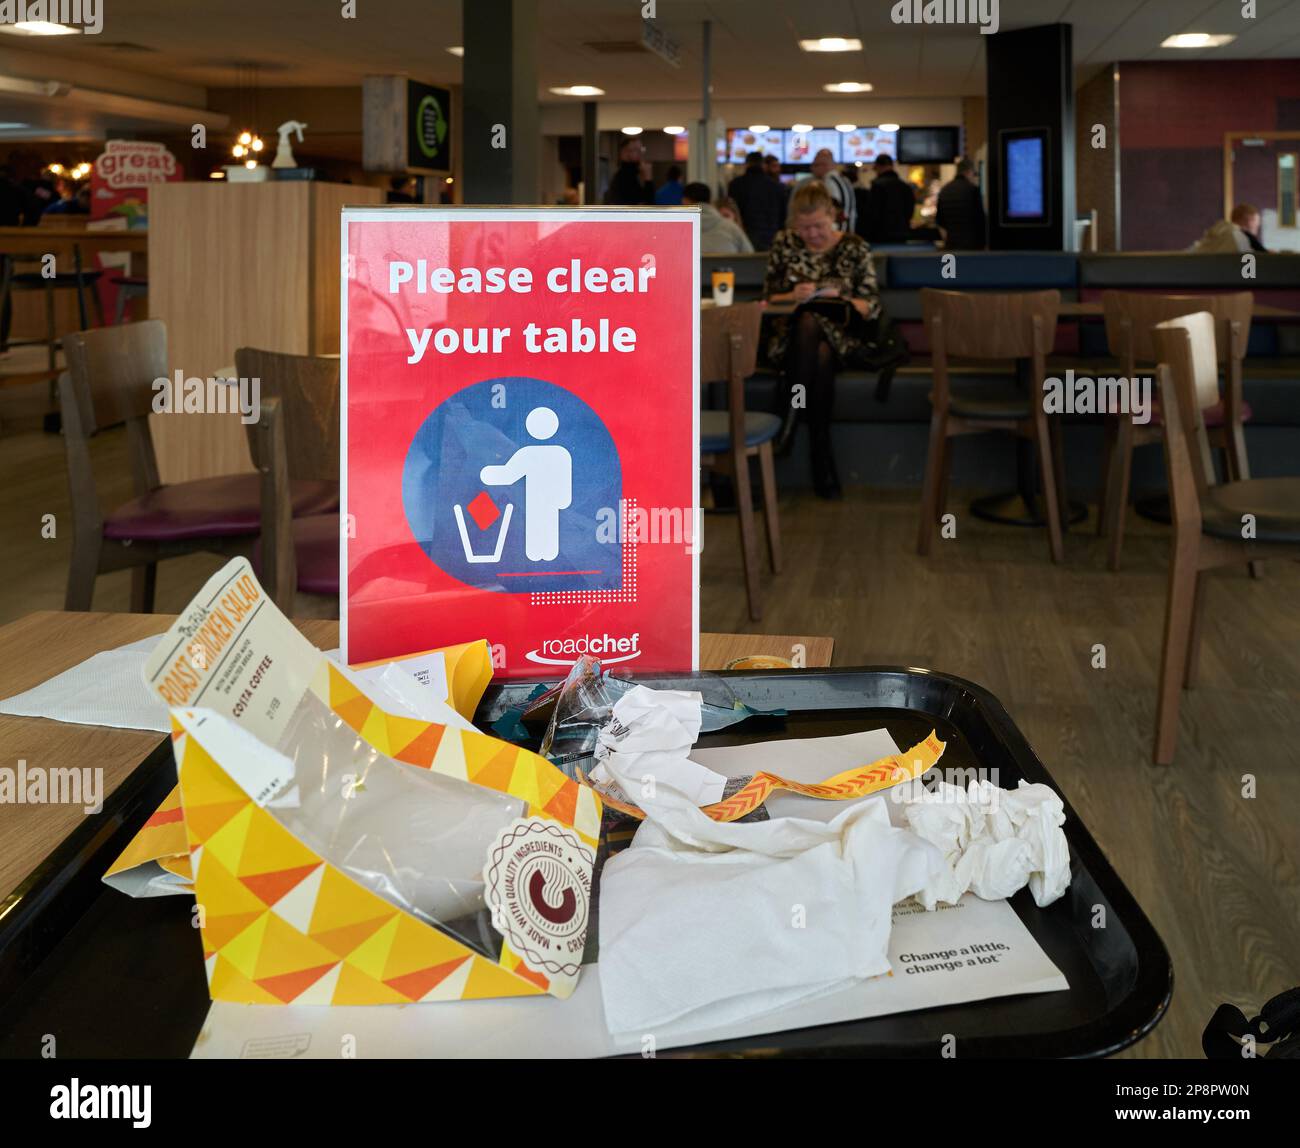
[
  {"x1": 791, "y1": 123, "x2": 814, "y2": 133},
  {"x1": 835, "y1": 124, "x2": 857, "y2": 133},
  {"x1": 0, "y1": 21, "x2": 81, "y2": 35},
  {"x1": 748, "y1": 124, "x2": 770, "y2": 133},
  {"x1": 662, "y1": 125, "x2": 686, "y2": 134},
  {"x1": 878, "y1": 123, "x2": 900, "y2": 132},
  {"x1": 549, "y1": 85, "x2": 606, "y2": 97},
  {"x1": 824, "y1": 81, "x2": 873, "y2": 93},
  {"x1": 799, "y1": 37, "x2": 863, "y2": 53},
  {"x1": 446, "y1": 46, "x2": 464, "y2": 57},
  {"x1": 1161, "y1": 33, "x2": 1236, "y2": 49},
  {"x1": 621, "y1": 126, "x2": 643, "y2": 136}
]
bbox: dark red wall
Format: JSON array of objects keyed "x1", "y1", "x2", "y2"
[{"x1": 1118, "y1": 59, "x2": 1300, "y2": 249}]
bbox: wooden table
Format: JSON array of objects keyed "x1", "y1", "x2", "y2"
[
  {"x1": 0, "y1": 225, "x2": 148, "y2": 256},
  {"x1": 0, "y1": 610, "x2": 833, "y2": 902}
]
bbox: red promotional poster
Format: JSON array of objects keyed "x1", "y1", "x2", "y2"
[
  {"x1": 89, "y1": 139, "x2": 180, "y2": 227},
  {"x1": 341, "y1": 208, "x2": 699, "y2": 676}
]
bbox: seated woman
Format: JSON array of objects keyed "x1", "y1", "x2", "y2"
[{"x1": 763, "y1": 180, "x2": 883, "y2": 499}]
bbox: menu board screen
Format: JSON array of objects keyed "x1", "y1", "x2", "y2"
[
  {"x1": 841, "y1": 128, "x2": 898, "y2": 163},
  {"x1": 727, "y1": 128, "x2": 784, "y2": 163},
  {"x1": 784, "y1": 129, "x2": 841, "y2": 164}
]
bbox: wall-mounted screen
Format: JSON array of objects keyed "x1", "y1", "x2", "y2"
[
  {"x1": 784, "y1": 129, "x2": 841, "y2": 164},
  {"x1": 897, "y1": 126, "x2": 960, "y2": 164},
  {"x1": 999, "y1": 127, "x2": 1051, "y2": 226},
  {"x1": 841, "y1": 128, "x2": 898, "y2": 163},
  {"x1": 728, "y1": 128, "x2": 783, "y2": 163}
]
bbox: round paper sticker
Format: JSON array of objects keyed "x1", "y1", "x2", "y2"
[{"x1": 484, "y1": 817, "x2": 594, "y2": 977}]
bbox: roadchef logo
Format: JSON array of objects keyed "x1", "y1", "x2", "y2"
[
  {"x1": 483, "y1": 817, "x2": 593, "y2": 978},
  {"x1": 525, "y1": 631, "x2": 641, "y2": 666}
]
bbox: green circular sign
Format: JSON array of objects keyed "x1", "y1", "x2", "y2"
[{"x1": 415, "y1": 94, "x2": 448, "y2": 161}]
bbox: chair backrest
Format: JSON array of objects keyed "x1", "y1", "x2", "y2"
[
  {"x1": 699, "y1": 302, "x2": 761, "y2": 386},
  {"x1": 235, "y1": 348, "x2": 340, "y2": 482},
  {"x1": 922, "y1": 289, "x2": 1059, "y2": 412},
  {"x1": 61, "y1": 318, "x2": 167, "y2": 437},
  {"x1": 920, "y1": 289, "x2": 1060, "y2": 362},
  {"x1": 1102, "y1": 290, "x2": 1252, "y2": 370},
  {"x1": 1154, "y1": 313, "x2": 1220, "y2": 498},
  {"x1": 60, "y1": 319, "x2": 168, "y2": 503},
  {"x1": 700, "y1": 303, "x2": 762, "y2": 457}
]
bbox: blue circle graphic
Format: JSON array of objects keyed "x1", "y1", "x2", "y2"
[{"x1": 401, "y1": 377, "x2": 623, "y2": 594}]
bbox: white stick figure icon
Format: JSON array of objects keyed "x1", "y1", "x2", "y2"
[{"x1": 480, "y1": 406, "x2": 572, "y2": 562}]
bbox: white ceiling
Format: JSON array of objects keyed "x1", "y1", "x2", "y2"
[{"x1": 3, "y1": 0, "x2": 1298, "y2": 102}]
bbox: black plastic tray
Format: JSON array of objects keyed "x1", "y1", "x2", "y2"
[{"x1": 0, "y1": 667, "x2": 1171, "y2": 1058}]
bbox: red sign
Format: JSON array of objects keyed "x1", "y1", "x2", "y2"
[
  {"x1": 90, "y1": 140, "x2": 180, "y2": 227},
  {"x1": 341, "y1": 208, "x2": 700, "y2": 676}
]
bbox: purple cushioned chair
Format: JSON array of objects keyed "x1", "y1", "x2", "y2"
[
  {"x1": 238, "y1": 347, "x2": 341, "y2": 614},
  {"x1": 60, "y1": 320, "x2": 339, "y2": 611}
]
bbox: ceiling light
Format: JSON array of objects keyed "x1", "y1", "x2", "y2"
[
  {"x1": 209, "y1": 171, "x2": 226, "y2": 180},
  {"x1": 834, "y1": 124, "x2": 857, "y2": 133},
  {"x1": 550, "y1": 85, "x2": 605, "y2": 97},
  {"x1": 1161, "y1": 33, "x2": 1236, "y2": 49},
  {"x1": 621, "y1": 126, "x2": 643, "y2": 135},
  {"x1": 878, "y1": 123, "x2": 900, "y2": 132},
  {"x1": 800, "y1": 37, "x2": 863, "y2": 53},
  {"x1": 791, "y1": 123, "x2": 814, "y2": 133},
  {"x1": 824, "y1": 81, "x2": 873, "y2": 93},
  {"x1": 748, "y1": 124, "x2": 770, "y2": 133},
  {"x1": 0, "y1": 21, "x2": 81, "y2": 36},
  {"x1": 446, "y1": 46, "x2": 464, "y2": 57},
  {"x1": 244, "y1": 159, "x2": 257, "y2": 169},
  {"x1": 663, "y1": 125, "x2": 686, "y2": 134}
]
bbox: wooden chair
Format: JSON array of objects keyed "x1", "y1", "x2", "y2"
[
  {"x1": 60, "y1": 320, "x2": 338, "y2": 611},
  {"x1": 1151, "y1": 312, "x2": 1300, "y2": 764},
  {"x1": 237, "y1": 347, "x2": 341, "y2": 615},
  {"x1": 917, "y1": 289, "x2": 1065, "y2": 562},
  {"x1": 1099, "y1": 290, "x2": 1253, "y2": 571},
  {"x1": 699, "y1": 303, "x2": 782, "y2": 621}
]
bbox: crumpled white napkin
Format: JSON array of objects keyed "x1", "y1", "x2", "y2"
[
  {"x1": 901, "y1": 779, "x2": 1070, "y2": 909},
  {"x1": 0, "y1": 635, "x2": 168, "y2": 731},
  {"x1": 588, "y1": 685, "x2": 728, "y2": 807},
  {"x1": 595, "y1": 695, "x2": 944, "y2": 1037}
]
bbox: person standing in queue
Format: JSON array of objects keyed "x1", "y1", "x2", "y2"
[
  {"x1": 606, "y1": 138, "x2": 654, "y2": 205},
  {"x1": 763, "y1": 180, "x2": 884, "y2": 500},
  {"x1": 860, "y1": 154, "x2": 916, "y2": 245},
  {"x1": 935, "y1": 157, "x2": 986, "y2": 250},
  {"x1": 810, "y1": 148, "x2": 856, "y2": 234},
  {"x1": 727, "y1": 151, "x2": 787, "y2": 251}
]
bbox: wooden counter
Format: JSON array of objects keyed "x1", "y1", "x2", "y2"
[{"x1": 147, "y1": 181, "x2": 382, "y2": 484}]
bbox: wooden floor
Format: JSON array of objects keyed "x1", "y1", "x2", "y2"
[{"x1": 2, "y1": 421, "x2": 1297, "y2": 1058}]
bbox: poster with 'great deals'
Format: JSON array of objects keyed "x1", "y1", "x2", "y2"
[{"x1": 341, "y1": 208, "x2": 699, "y2": 677}]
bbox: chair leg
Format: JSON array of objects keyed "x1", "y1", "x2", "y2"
[
  {"x1": 916, "y1": 411, "x2": 948, "y2": 557},
  {"x1": 732, "y1": 452, "x2": 763, "y2": 622},
  {"x1": 1183, "y1": 570, "x2": 1208, "y2": 689},
  {"x1": 1032, "y1": 420, "x2": 1065, "y2": 564},
  {"x1": 44, "y1": 280, "x2": 57, "y2": 372},
  {"x1": 1106, "y1": 417, "x2": 1135, "y2": 572},
  {"x1": 130, "y1": 563, "x2": 158, "y2": 613},
  {"x1": 65, "y1": 533, "x2": 102, "y2": 611},
  {"x1": 757, "y1": 441, "x2": 782, "y2": 575},
  {"x1": 1154, "y1": 539, "x2": 1199, "y2": 764},
  {"x1": 1097, "y1": 414, "x2": 1117, "y2": 536}
]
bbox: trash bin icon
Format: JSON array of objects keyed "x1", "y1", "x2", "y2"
[{"x1": 454, "y1": 500, "x2": 513, "y2": 564}]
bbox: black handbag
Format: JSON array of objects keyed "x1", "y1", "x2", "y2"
[{"x1": 1203, "y1": 987, "x2": 1300, "y2": 1059}]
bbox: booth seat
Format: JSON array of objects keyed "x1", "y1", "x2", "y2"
[{"x1": 700, "y1": 249, "x2": 1300, "y2": 488}]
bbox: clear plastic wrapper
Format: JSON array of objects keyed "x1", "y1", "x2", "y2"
[{"x1": 270, "y1": 690, "x2": 525, "y2": 960}]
